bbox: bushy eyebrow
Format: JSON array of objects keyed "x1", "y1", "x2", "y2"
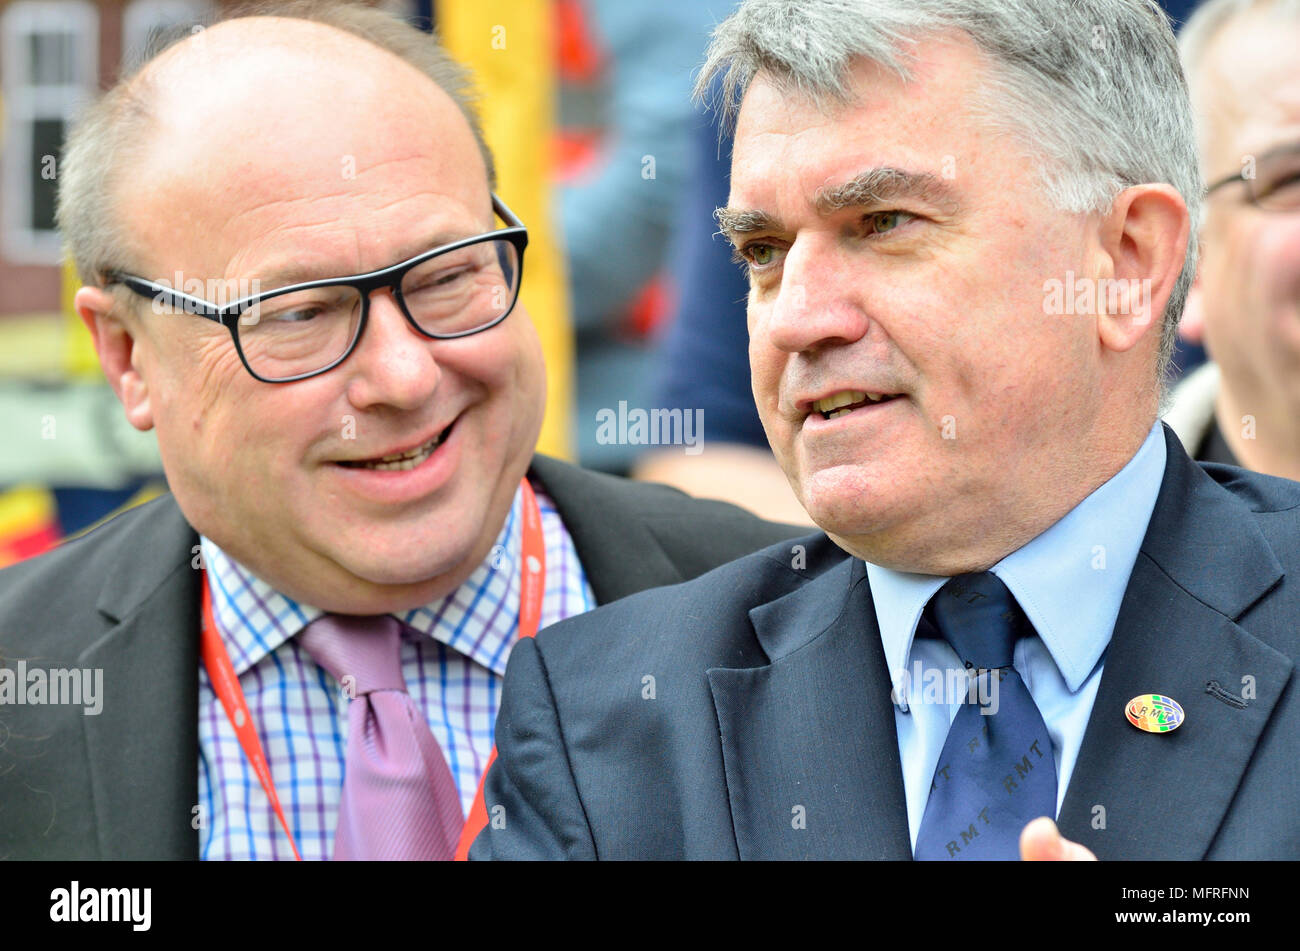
[
  {"x1": 715, "y1": 166, "x2": 958, "y2": 243},
  {"x1": 714, "y1": 207, "x2": 782, "y2": 241},
  {"x1": 815, "y1": 167, "x2": 957, "y2": 214}
]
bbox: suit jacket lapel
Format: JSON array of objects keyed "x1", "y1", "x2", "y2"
[
  {"x1": 707, "y1": 557, "x2": 912, "y2": 859},
  {"x1": 1058, "y1": 429, "x2": 1293, "y2": 859},
  {"x1": 78, "y1": 497, "x2": 201, "y2": 859},
  {"x1": 529, "y1": 455, "x2": 684, "y2": 603}
]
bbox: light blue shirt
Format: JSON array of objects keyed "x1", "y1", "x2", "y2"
[{"x1": 869, "y1": 422, "x2": 1167, "y2": 851}]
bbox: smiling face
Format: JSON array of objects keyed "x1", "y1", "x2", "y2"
[
  {"x1": 728, "y1": 35, "x2": 1150, "y2": 573},
  {"x1": 87, "y1": 20, "x2": 545, "y2": 612}
]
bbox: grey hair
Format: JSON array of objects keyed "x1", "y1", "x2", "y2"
[
  {"x1": 696, "y1": 0, "x2": 1202, "y2": 393},
  {"x1": 1179, "y1": 0, "x2": 1300, "y2": 156},
  {"x1": 56, "y1": 0, "x2": 495, "y2": 288}
]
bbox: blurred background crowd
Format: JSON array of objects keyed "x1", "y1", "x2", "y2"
[{"x1": 0, "y1": 0, "x2": 1227, "y2": 565}]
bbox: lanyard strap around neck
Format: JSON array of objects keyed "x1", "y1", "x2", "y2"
[{"x1": 199, "y1": 476, "x2": 546, "y2": 859}]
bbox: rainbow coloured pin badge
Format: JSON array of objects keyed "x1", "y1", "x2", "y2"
[{"x1": 1126, "y1": 694, "x2": 1184, "y2": 733}]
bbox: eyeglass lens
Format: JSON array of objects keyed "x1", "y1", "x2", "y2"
[{"x1": 234, "y1": 237, "x2": 520, "y2": 380}]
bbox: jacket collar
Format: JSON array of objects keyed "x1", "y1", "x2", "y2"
[
  {"x1": 528, "y1": 454, "x2": 685, "y2": 604},
  {"x1": 1056, "y1": 425, "x2": 1290, "y2": 858},
  {"x1": 81, "y1": 495, "x2": 202, "y2": 858},
  {"x1": 708, "y1": 425, "x2": 1291, "y2": 860},
  {"x1": 77, "y1": 456, "x2": 688, "y2": 857},
  {"x1": 708, "y1": 553, "x2": 913, "y2": 859}
]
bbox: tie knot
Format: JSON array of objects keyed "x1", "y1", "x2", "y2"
[
  {"x1": 923, "y1": 572, "x2": 1027, "y2": 670},
  {"x1": 299, "y1": 614, "x2": 407, "y2": 695}
]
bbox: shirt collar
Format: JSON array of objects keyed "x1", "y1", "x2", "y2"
[
  {"x1": 202, "y1": 482, "x2": 525, "y2": 677},
  {"x1": 871, "y1": 421, "x2": 1167, "y2": 702}
]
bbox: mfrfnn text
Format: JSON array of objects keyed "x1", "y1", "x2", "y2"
[
  {"x1": 50, "y1": 882, "x2": 151, "y2": 931},
  {"x1": 1122, "y1": 887, "x2": 1248, "y2": 900}
]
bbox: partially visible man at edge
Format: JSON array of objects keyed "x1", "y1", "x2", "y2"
[
  {"x1": 472, "y1": 0, "x2": 1300, "y2": 860},
  {"x1": 1165, "y1": 0, "x2": 1300, "y2": 475},
  {"x1": 0, "y1": 0, "x2": 804, "y2": 860}
]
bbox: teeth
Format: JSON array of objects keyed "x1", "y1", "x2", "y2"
[
  {"x1": 813, "y1": 391, "x2": 868, "y2": 415},
  {"x1": 351, "y1": 430, "x2": 445, "y2": 470},
  {"x1": 811, "y1": 390, "x2": 897, "y2": 419}
]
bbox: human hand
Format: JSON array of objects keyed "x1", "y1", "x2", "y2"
[{"x1": 1019, "y1": 817, "x2": 1098, "y2": 861}]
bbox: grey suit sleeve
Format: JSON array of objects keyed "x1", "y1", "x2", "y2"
[{"x1": 468, "y1": 637, "x2": 597, "y2": 860}]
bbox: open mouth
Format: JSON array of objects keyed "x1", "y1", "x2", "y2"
[
  {"x1": 811, "y1": 390, "x2": 901, "y2": 421},
  {"x1": 336, "y1": 420, "x2": 453, "y2": 472}
]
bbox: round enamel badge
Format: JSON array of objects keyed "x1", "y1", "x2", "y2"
[{"x1": 1126, "y1": 694, "x2": 1184, "y2": 733}]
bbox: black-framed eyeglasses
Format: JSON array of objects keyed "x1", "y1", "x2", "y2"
[
  {"x1": 104, "y1": 193, "x2": 528, "y2": 383},
  {"x1": 1204, "y1": 141, "x2": 1300, "y2": 213}
]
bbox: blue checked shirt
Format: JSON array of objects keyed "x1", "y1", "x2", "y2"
[{"x1": 196, "y1": 477, "x2": 595, "y2": 860}]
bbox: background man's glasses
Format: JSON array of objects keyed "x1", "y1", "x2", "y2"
[
  {"x1": 1205, "y1": 142, "x2": 1300, "y2": 213},
  {"x1": 104, "y1": 194, "x2": 528, "y2": 383}
]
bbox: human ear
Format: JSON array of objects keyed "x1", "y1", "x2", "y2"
[
  {"x1": 1094, "y1": 184, "x2": 1190, "y2": 355},
  {"x1": 75, "y1": 286, "x2": 155, "y2": 431}
]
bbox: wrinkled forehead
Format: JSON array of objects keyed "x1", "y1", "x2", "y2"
[{"x1": 729, "y1": 42, "x2": 986, "y2": 199}]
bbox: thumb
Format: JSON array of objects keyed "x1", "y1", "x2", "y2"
[{"x1": 1020, "y1": 816, "x2": 1098, "y2": 861}]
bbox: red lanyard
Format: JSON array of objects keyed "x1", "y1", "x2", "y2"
[{"x1": 199, "y1": 477, "x2": 546, "y2": 860}]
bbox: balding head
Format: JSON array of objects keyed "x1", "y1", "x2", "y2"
[
  {"x1": 117, "y1": 15, "x2": 490, "y2": 284},
  {"x1": 58, "y1": 0, "x2": 494, "y2": 286}
]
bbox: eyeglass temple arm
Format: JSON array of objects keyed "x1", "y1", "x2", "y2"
[
  {"x1": 101, "y1": 272, "x2": 233, "y2": 324},
  {"x1": 492, "y1": 192, "x2": 525, "y2": 230}
]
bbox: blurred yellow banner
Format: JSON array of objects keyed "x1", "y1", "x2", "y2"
[{"x1": 441, "y1": 3, "x2": 575, "y2": 460}]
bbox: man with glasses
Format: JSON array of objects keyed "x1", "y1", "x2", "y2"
[
  {"x1": 0, "y1": 1, "x2": 801, "y2": 860},
  {"x1": 1166, "y1": 0, "x2": 1300, "y2": 477},
  {"x1": 104, "y1": 195, "x2": 531, "y2": 386}
]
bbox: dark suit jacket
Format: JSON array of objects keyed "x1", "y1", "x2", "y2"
[
  {"x1": 472, "y1": 427, "x2": 1300, "y2": 860},
  {"x1": 0, "y1": 455, "x2": 805, "y2": 859}
]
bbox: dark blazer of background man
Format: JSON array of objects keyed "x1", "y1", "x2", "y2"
[
  {"x1": 472, "y1": 0, "x2": 1300, "y2": 860},
  {"x1": 0, "y1": 1, "x2": 803, "y2": 860}
]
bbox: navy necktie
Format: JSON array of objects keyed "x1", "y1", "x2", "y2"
[{"x1": 913, "y1": 572, "x2": 1057, "y2": 860}]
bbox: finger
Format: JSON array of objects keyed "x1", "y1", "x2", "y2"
[{"x1": 1019, "y1": 816, "x2": 1099, "y2": 861}]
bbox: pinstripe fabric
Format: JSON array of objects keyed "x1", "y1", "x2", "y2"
[{"x1": 197, "y1": 478, "x2": 595, "y2": 860}]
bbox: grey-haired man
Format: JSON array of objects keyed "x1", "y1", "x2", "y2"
[{"x1": 473, "y1": 0, "x2": 1300, "y2": 860}]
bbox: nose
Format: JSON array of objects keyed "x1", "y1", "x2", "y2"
[
  {"x1": 342, "y1": 288, "x2": 442, "y2": 411},
  {"x1": 757, "y1": 237, "x2": 872, "y2": 354}
]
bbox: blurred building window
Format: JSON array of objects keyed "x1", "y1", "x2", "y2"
[{"x1": 0, "y1": 0, "x2": 98, "y2": 264}]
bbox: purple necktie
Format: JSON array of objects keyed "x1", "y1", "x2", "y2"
[{"x1": 299, "y1": 614, "x2": 463, "y2": 860}]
